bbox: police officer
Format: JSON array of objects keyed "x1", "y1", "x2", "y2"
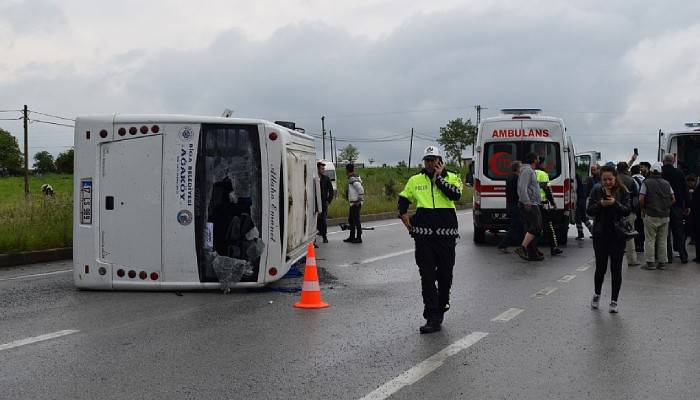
[
  {"x1": 398, "y1": 146, "x2": 463, "y2": 334},
  {"x1": 536, "y1": 158, "x2": 563, "y2": 256}
]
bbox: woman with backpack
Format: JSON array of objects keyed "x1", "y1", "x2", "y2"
[{"x1": 587, "y1": 165, "x2": 631, "y2": 313}]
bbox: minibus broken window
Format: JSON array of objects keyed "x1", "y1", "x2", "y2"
[{"x1": 194, "y1": 124, "x2": 263, "y2": 285}]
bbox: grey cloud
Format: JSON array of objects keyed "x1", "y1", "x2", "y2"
[
  {"x1": 0, "y1": 0, "x2": 68, "y2": 35},
  {"x1": 2, "y1": 2, "x2": 699, "y2": 163}
]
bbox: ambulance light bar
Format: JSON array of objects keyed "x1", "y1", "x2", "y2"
[{"x1": 501, "y1": 108, "x2": 542, "y2": 116}]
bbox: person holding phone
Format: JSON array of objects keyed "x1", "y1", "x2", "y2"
[
  {"x1": 587, "y1": 165, "x2": 631, "y2": 313},
  {"x1": 398, "y1": 146, "x2": 463, "y2": 334}
]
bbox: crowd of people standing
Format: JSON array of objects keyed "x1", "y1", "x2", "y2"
[{"x1": 499, "y1": 151, "x2": 699, "y2": 313}]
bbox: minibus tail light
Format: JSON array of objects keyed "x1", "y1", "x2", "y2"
[
  {"x1": 269, "y1": 132, "x2": 278, "y2": 141},
  {"x1": 564, "y1": 179, "x2": 571, "y2": 209},
  {"x1": 269, "y1": 267, "x2": 278, "y2": 276}
]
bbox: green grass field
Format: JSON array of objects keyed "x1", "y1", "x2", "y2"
[
  {"x1": 0, "y1": 174, "x2": 73, "y2": 253},
  {"x1": 327, "y1": 167, "x2": 473, "y2": 219},
  {"x1": 0, "y1": 168, "x2": 472, "y2": 253}
]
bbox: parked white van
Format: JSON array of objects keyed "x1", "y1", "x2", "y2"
[
  {"x1": 473, "y1": 109, "x2": 577, "y2": 244},
  {"x1": 658, "y1": 122, "x2": 700, "y2": 175}
]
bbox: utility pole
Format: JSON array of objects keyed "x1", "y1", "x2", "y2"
[
  {"x1": 408, "y1": 128, "x2": 414, "y2": 168},
  {"x1": 473, "y1": 105, "x2": 485, "y2": 156},
  {"x1": 321, "y1": 116, "x2": 326, "y2": 159},
  {"x1": 333, "y1": 134, "x2": 338, "y2": 165},
  {"x1": 329, "y1": 130, "x2": 333, "y2": 163},
  {"x1": 23, "y1": 105, "x2": 29, "y2": 198}
]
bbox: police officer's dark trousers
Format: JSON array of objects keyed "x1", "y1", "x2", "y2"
[{"x1": 415, "y1": 237, "x2": 456, "y2": 322}]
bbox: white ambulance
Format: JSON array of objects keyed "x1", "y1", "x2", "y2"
[
  {"x1": 575, "y1": 150, "x2": 602, "y2": 181},
  {"x1": 473, "y1": 109, "x2": 577, "y2": 244},
  {"x1": 658, "y1": 122, "x2": 700, "y2": 175}
]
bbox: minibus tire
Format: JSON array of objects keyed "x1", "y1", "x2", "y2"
[{"x1": 473, "y1": 226, "x2": 486, "y2": 244}]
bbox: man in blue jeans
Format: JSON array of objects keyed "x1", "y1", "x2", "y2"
[{"x1": 498, "y1": 161, "x2": 524, "y2": 252}]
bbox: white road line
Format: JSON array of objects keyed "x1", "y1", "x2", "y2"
[
  {"x1": 339, "y1": 249, "x2": 414, "y2": 267},
  {"x1": 327, "y1": 210, "x2": 471, "y2": 236},
  {"x1": 532, "y1": 287, "x2": 558, "y2": 298},
  {"x1": 0, "y1": 269, "x2": 73, "y2": 282},
  {"x1": 0, "y1": 330, "x2": 79, "y2": 352},
  {"x1": 558, "y1": 275, "x2": 576, "y2": 283},
  {"x1": 576, "y1": 265, "x2": 590, "y2": 272},
  {"x1": 491, "y1": 308, "x2": 524, "y2": 322},
  {"x1": 359, "y1": 331, "x2": 488, "y2": 400}
]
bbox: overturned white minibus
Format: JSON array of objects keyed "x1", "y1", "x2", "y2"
[{"x1": 73, "y1": 114, "x2": 320, "y2": 290}]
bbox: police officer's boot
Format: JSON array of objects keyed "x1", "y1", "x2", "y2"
[{"x1": 419, "y1": 320, "x2": 442, "y2": 334}]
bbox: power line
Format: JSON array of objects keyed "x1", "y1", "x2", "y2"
[
  {"x1": 0, "y1": 109, "x2": 21, "y2": 113},
  {"x1": 0, "y1": 117, "x2": 22, "y2": 121},
  {"x1": 28, "y1": 110, "x2": 75, "y2": 121},
  {"x1": 29, "y1": 119, "x2": 75, "y2": 128}
]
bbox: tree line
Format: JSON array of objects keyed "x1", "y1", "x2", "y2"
[{"x1": 0, "y1": 128, "x2": 73, "y2": 175}]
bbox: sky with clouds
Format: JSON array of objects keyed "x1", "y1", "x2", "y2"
[{"x1": 1, "y1": 0, "x2": 699, "y2": 165}]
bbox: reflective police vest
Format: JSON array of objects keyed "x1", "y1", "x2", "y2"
[
  {"x1": 536, "y1": 169, "x2": 549, "y2": 202},
  {"x1": 398, "y1": 169, "x2": 462, "y2": 238}
]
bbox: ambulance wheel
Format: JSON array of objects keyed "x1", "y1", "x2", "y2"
[
  {"x1": 473, "y1": 226, "x2": 485, "y2": 244},
  {"x1": 558, "y1": 225, "x2": 568, "y2": 245}
]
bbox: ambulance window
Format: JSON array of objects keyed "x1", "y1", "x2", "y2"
[
  {"x1": 484, "y1": 142, "x2": 516, "y2": 180},
  {"x1": 575, "y1": 155, "x2": 591, "y2": 182},
  {"x1": 527, "y1": 142, "x2": 561, "y2": 179}
]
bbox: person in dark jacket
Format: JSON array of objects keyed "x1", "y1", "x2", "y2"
[
  {"x1": 575, "y1": 173, "x2": 592, "y2": 240},
  {"x1": 684, "y1": 174, "x2": 697, "y2": 245},
  {"x1": 316, "y1": 161, "x2": 334, "y2": 244},
  {"x1": 661, "y1": 154, "x2": 690, "y2": 263},
  {"x1": 498, "y1": 161, "x2": 524, "y2": 252},
  {"x1": 617, "y1": 162, "x2": 640, "y2": 266},
  {"x1": 691, "y1": 178, "x2": 700, "y2": 262},
  {"x1": 587, "y1": 165, "x2": 631, "y2": 313},
  {"x1": 631, "y1": 165, "x2": 646, "y2": 252}
]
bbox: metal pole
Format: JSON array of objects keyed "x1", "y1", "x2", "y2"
[
  {"x1": 321, "y1": 116, "x2": 326, "y2": 159},
  {"x1": 408, "y1": 128, "x2": 414, "y2": 168},
  {"x1": 23, "y1": 105, "x2": 29, "y2": 198},
  {"x1": 658, "y1": 129, "x2": 663, "y2": 162}
]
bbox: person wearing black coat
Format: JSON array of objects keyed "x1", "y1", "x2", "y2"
[
  {"x1": 692, "y1": 178, "x2": 700, "y2": 262},
  {"x1": 661, "y1": 154, "x2": 690, "y2": 263},
  {"x1": 316, "y1": 161, "x2": 334, "y2": 243},
  {"x1": 587, "y1": 165, "x2": 631, "y2": 314}
]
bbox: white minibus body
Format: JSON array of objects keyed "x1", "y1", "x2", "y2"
[{"x1": 73, "y1": 114, "x2": 320, "y2": 290}]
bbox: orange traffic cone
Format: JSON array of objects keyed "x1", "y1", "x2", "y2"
[{"x1": 294, "y1": 243, "x2": 330, "y2": 309}]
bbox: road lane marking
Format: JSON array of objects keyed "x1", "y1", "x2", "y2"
[
  {"x1": 359, "y1": 331, "x2": 488, "y2": 400},
  {"x1": 576, "y1": 265, "x2": 590, "y2": 272},
  {"x1": 558, "y1": 275, "x2": 576, "y2": 283},
  {"x1": 327, "y1": 211, "x2": 471, "y2": 236},
  {"x1": 491, "y1": 308, "x2": 524, "y2": 322},
  {"x1": 0, "y1": 269, "x2": 72, "y2": 282},
  {"x1": 0, "y1": 330, "x2": 79, "y2": 352},
  {"x1": 339, "y1": 249, "x2": 414, "y2": 267},
  {"x1": 532, "y1": 287, "x2": 558, "y2": 298}
]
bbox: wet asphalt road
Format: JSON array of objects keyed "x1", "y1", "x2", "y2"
[{"x1": 1, "y1": 211, "x2": 699, "y2": 399}]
